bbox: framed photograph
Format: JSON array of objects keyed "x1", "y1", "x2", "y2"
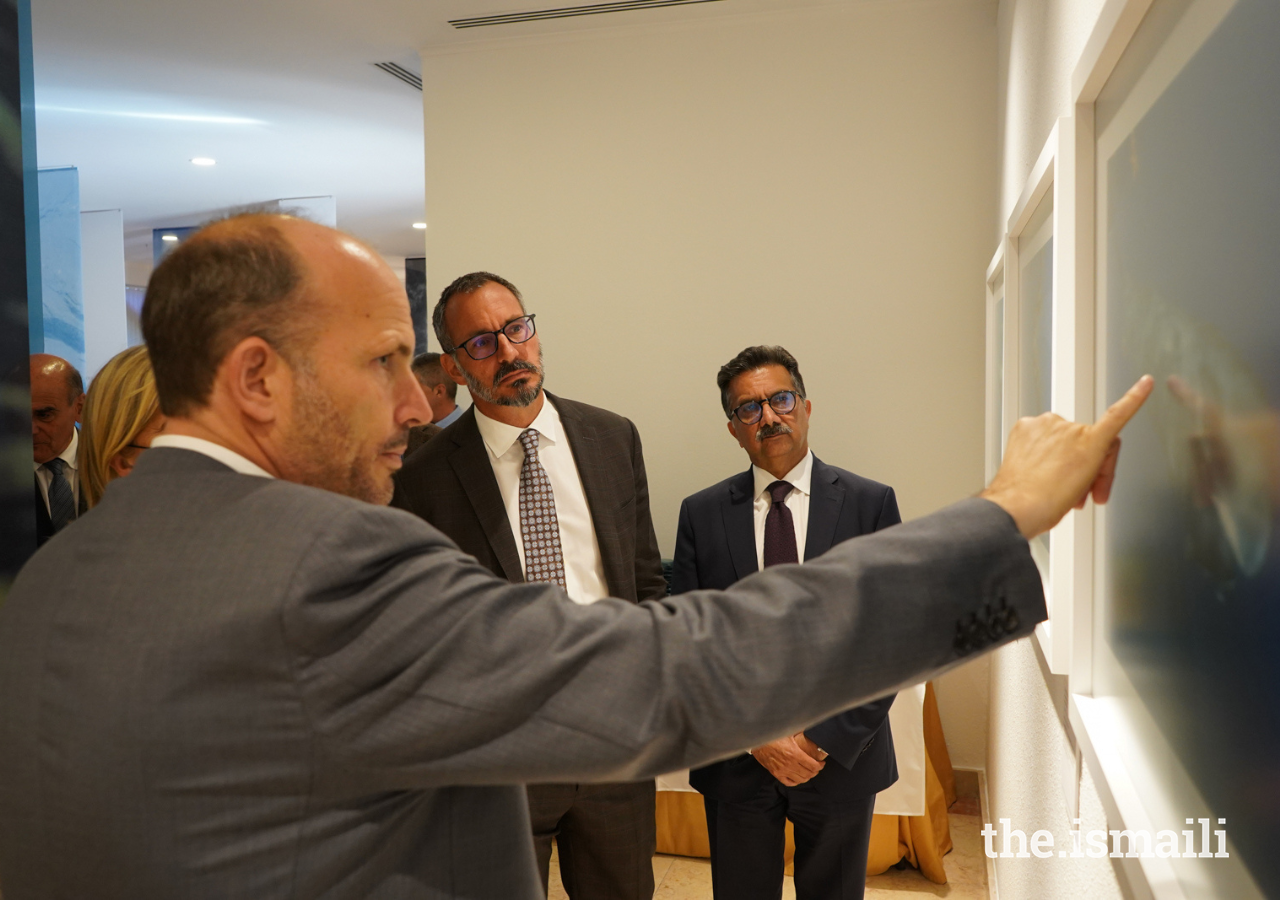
[
  {"x1": 1003, "y1": 120, "x2": 1091, "y2": 678},
  {"x1": 1070, "y1": 0, "x2": 1277, "y2": 895}
]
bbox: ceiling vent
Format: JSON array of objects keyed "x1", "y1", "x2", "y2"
[
  {"x1": 448, "y1": 0, "x2": 724, "y2": 29},
  {"x1": 374, "y1": 62, "x2": 423, "y2": 91}
]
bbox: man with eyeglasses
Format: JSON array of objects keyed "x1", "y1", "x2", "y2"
[
  {"x1": 671, "y1": 345, "x2": 901, "y2": 900},
  {"x1": 393, "y1": 272, "x2": 667, "y2": 900}
]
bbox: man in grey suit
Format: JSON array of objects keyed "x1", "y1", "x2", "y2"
[
  {"x1": 394, "y1": 272, "x2": 667, "y2": 900},
  {"x1": 0, "y1": 213, "x2": 1152, "y2": 900}
]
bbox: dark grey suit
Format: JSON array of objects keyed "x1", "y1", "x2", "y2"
[
  {"x1": 393, "y1": 393, "x2": 666, "y2": 898},
  {"x1": 0, "y1": 447, "x2": 1043, "y2": 899}
]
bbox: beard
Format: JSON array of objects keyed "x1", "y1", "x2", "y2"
[
  {"x1": 283, "y1": 366, "x2": 406, "y2": 505},
  {"x1": 462, "y1": 349, "x2": 545, "y2": 408}
]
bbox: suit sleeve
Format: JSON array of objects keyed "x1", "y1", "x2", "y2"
[
  {"x1": 282, "y1": 496, "x2": 1042, "y2": 791},
  {"x1": 802, "y1": 484, "x2": 904, "y2": 767},
  {"x1": 877, "y1": 486, "x2": 903, "y2": 530},
  {"x1": 670, "y1": 499, "x2": 699, "y2": 594},
  {"x1": 628, "y1": 420, "x2": 669, "y2": 603}
]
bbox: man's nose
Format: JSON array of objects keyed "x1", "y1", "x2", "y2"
[
  {"x1": 493, "y1": 333, "x2": 519, "y2": 364},
  {"x1": 759, "y1": 403, "x2": 781, "y2": 426},
  {"x1": 401, "y1": 374, "x2": 433, "y2": 427}
]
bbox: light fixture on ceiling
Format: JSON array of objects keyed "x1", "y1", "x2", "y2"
[
  {"x1": 190, "y1": 157, "x2": 216, "y2": 166},
  {"x1": 161, "y1": 234, "x2": 179, "y2": 242},
  {"x1": 38, "y1": 106, "x2": 266, "y2": 125},
  {"x1": 412, "y1": 222, "x2": 427, "y2": 230}
]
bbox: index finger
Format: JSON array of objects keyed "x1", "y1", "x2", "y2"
[{"x1": 1093, "y1": 375, "x2": 1155, "y2": 444}]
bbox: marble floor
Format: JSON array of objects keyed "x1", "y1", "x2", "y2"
[{"x1": 549, "y1": 811, "x2": 990, "y2": 899}]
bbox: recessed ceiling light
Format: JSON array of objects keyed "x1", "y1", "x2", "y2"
[
  {"x1": 40, "y1": 106, "x2": 265, "y2": 125},
  {"x1": 412, "y1": 222, "x2": 427, "y2": 230},
  {"x1": 191, "y1": 157, "x2": 216, "y2": 166},
  {"x1": 161, "y1": 234, "x2": 179, "y2": 242}
]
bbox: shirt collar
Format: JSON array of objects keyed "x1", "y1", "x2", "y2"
[
  {"x1": 752, "y1": 449, "x2": 814, "y2": 502},
  {"x1": 150, "y1": 435, "x2": 275, "y2": 479},
  {"x1": 474, "y1": 396, "x2": 563, "y2": 460},
  {"x1": 35, "y1": 427, "x2": 79, "y2": 473},
  {"x1": 436, "y1": 405, "x2": 463, "y2": 428}
]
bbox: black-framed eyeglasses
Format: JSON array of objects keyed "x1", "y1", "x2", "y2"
[
  {"x1": 729, "y1": 390, "x2": 801, "y2": 425},
  {"x1": 455, "y1": 314, "x2": 537, "y2": 361}
]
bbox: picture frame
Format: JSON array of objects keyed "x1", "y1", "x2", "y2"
[{"x1": 1064, "y1": 0, "x2": 1274, "y2": 895}]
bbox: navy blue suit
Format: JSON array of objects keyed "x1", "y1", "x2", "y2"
[{"x1": 672, "y1": 455, "x2": 901, "y2": 899}]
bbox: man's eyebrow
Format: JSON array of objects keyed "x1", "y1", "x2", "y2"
[
  {"x1": 462, "y1": 314, "x2": 528, "y2": 341},
  {"x1": 33, "y1": 406, "x2": 56, "y2": 415}
]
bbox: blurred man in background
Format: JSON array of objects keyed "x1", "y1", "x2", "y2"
[{"x1": 30, "y1": 353, "x2": 85, "y2": 545}]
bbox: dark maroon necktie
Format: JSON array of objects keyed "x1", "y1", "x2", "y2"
[{"x1": 763, "y1": 480, "x2": 799, "y2": 567}]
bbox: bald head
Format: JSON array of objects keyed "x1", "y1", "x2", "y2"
[
  {"x1": 139, "y1": 212, "x2": 428, "y2": 504},
  {"x1": 30, "y1": 354, "x2": 84, "y2": 464},
  {"x1": 142, "y1": 213, "x2": 384, "y2": 417}
]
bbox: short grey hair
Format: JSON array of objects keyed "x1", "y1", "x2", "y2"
[{"x1": 431, "y1": 272, "x2": 524, "y2": 353}]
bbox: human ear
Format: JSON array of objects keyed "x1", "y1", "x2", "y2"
[
  {"x1": 727, "y1": 419, "x2": 748, "y2": 450},
  {"x1": 220, "y1": 337, "x2": 285, "y2": 425},
  {"x1": 108, "y1": 452, "x2": 134, "y2": 479},
  {"x1": 439, "y1": 353, "x2": 467, "y2": 387}
]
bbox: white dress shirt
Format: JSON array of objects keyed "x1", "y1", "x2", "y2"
[
  {"x1": 34, "y1": 426, "x2": 80, "y2": 513},
  {"x1": 474, "y1": 401, "x2": 609, "y2": 605},
  {"x1": 150, "y1": 435, "x2": 275, "y2": 479},
  {"x1": 751, "y1": 450, "x2": 814, "y2": 571}
]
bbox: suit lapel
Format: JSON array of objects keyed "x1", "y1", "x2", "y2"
[
  {"x1": 722, "y1": 469, "x2": 758, "y2": 581},
  {"x1": 553, "y1": 394, "x2": 629, "y2": 597},
  {"x1": 804, "y1": 456, "x2": 844, "y2": 561},
  {"x1": 447, "y1": 411, "x2": 525, "y2": 583}
]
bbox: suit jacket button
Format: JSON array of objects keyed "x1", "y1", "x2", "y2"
[
  {"x1": 1004, "y1": 607, "x2": 1019, "y2": 632},
  {"x1": 966, "y1": 619, "x2": 984, "y2": 649}
]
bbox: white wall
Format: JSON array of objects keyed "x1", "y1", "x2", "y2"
[
  {"x1": 421, "y1": 0, "x2": 1000, "y2": 769},
  {"x1": 80, "y1": 209, "x2": 128, "y2": 383},
  {"x1": 990, "y1": 0, "x2": 1123, "y2": 895}
]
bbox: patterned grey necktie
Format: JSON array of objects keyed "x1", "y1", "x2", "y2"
[
  {"x1": 44, "y1": 457, "x2": 76, "y2": 532},
  {"x1": 518, "y1": 429, "x2": 566, "y2": 588}
]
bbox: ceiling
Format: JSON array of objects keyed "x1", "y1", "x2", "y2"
[{"x1": 31, "y1": 0, "x2": 857, "y2": 279}]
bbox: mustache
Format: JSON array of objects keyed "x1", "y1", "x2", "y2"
[
  {"x1": 755, "y1": 423, "x2": 793, "y2": 441},
  {"x1": 383, "y1": 428, "x2": 410, "y2": 454},
  {"x1": 493, "y1": 359, "x2": 540, "y2": 388}
]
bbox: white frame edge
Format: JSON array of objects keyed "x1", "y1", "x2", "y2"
[
  {"x1": 1006, "y1": 121, "x2": 1077, "y2": 676},
  {"x1": 1072, "y1": 0, "x2": 1158, "y2": 104},
  {"x1": 984, "y1": 243, "x2": 1006, "y2": 487},
  {"x1": 1070, "y1": 694, "x2": 1188, "y2": 900}
]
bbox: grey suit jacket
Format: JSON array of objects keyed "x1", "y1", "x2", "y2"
[{"x1": 0, "y1": 448, "x2": 1043, "y2": 899}]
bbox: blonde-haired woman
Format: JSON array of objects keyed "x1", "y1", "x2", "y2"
[{"x1": 78, "y1": 345, "x2": 166, "y2": 509}]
